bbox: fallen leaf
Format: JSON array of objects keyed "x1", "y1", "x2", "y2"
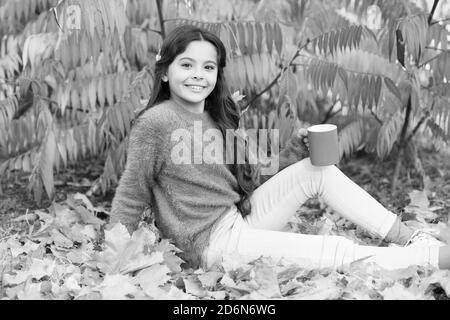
[
  {"x1": 30, "y1": 211, "x2": 55, "y2": 237},
  {"x1": 66, "y1": 242, "x2": 94, "y2": 264},
  {"x1": 17, "y1": 280, "x2": 43, "y2": 300},
  {"x1": 3, "y1": 271, "x2": 31, "y2": 286},
  {"x1": 197, "y1": 271, "x2": 223, "y2": 289},
  {"x1": 51, "y1": 229, "x2": 74, "y2": 248},
  {"x1": 131, "y1": 226, "x2": 158, "y2": 250},
  {"x1": 96, "y1": 274, "x2": 138, "y2": 300},
  {"x1": 134, "y1": 264, "x2": 171, "y2": 297},
  {"x1": 183, "y1": 275, "x2": 207, "y2": 298},
  {"x1": 317, "y1": 216, "x2": 334, "y2": 235},
  {"x1": 290, "y1": 287, "x2": 342, "y2": 300},
  {"x1": 166, "y1": 285, "x2": 195, "y2": 300},
  {"x1": 104, "y1": 223, "x2": 131, "y2": 253},
  {"x1": 252, "y1": 263, "x2": 282, "y2": 298},
  {"x1": 162, "y1": 251, "x2": 184, "y2": 273},
  {"x1": 12, "y1": 213, "x2": 38, "y2": 223},
  {"x1": 409, "y1": 190, "x2": 430, "y2": 208},
  {"x1": 73, "y1": 193, "x2": 95, "y2": 212},
  {"x1": 7, "y1": 238, "x2": 29, "y2": 258},
  {"x1": 120, "y1": 251, "x2": 164, "y2": 274},
  {"x1": 405, "y1": 190, "x2": 438, "y2": 221},
  {"x1": 5, "y1": 283, "x2": 25, "y2": 299},
  {"x1": 52, "y1": 203, "x2": 80, "y2": 228},
  {"x1": 80, "y1": 267, "x2": 103, "y2": 287},
  {"x1": 62, "y1": 273, "x2": 82, "y2": 294},
  {"x1": 206, "y1": 290, "x2": 227, "y2": 300},
  {"x1": 381, "y1": 282, "x2": 430, "y2": 300},
  {"x1": 74, "y1": 206, "x2": 105, "y2": 226},
  {"x1": 29, "y1": 258, "x2": 57, "y2": 280}
]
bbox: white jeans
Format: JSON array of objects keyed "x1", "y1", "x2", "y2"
[{"x1": 204, "y1": 158, "x2": 440, "y2": 271}]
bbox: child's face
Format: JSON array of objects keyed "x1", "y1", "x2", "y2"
[{"x1": 165, "y1": 40, "x2": 218, "y2": 113}]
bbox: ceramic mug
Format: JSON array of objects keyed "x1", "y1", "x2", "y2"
[{"x1": 307, "y1": 124, "x2": 340, "y2": 166}]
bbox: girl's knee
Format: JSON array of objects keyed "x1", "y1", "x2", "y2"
[{"x1": 290, "y1": 158, "x2": 336, "y2": 179}]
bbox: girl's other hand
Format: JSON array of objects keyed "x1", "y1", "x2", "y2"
[{"x1": 297, "y1": 128, "x2": 309, "y2": 150}]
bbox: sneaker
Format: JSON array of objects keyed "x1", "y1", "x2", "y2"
[{"x1": 405, "y1": 229, "x2": 446, "y2": 247}]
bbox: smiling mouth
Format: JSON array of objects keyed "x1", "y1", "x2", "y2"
[{"x1": 185, "y1": 85, "x2": 206, "y2": 92}]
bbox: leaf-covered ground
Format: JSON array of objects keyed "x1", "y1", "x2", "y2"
[{"x1": 1, "y1": 146, "x2": 450, "y2": 300}]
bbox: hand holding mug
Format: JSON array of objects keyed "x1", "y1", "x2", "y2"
[{"x1": 297, "y1": 128, "x2": 310, "y2": 151}]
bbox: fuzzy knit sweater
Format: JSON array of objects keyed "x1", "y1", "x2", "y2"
[{"x1": 110, "y1": 100, "x2": 309, "y2": 268}]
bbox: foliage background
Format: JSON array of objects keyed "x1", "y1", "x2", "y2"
[{"x1": 0, "y1": 0, "x2": 450, "y2": 300}]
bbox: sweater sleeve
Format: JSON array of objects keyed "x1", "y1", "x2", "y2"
[
  {"x1": 259, "y1": 132, "x2": 309, "y2": 184},
  {"x1": 109, "y1": 114, "x2": 165, "y2": 233}
]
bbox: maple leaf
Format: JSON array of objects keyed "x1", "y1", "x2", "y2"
[
  {"x1": 197, "y1": 271, "x2": 223, "y2": 289},
  {"x1": 134, "y1": 264, "x2": 171, "y2": 298},
  {"x1": 251, "y1": 262, "x2": 282, "y2": 298},
  {"x1": 96, "y1": 223, "x2": 132, "y2": 273},
  {"x1": 12, "y1": 212, "x2": 39, "y2": 223},
  {"x1": 97, "y1": 223, "x2": 163, "y2": 274},
  {"x1": 3, "y1": 271, "x2": 31, "y2": 286},
  {"x1": 66, "y1": 244, "x2": 94, "y2": 264},
  {"x1": 166, "y1": 285, "x2": 195, "y2": 300},
  {"x1": 96, "y1": 274, "x2": 139, "y2": 299},
  {"x1": 3, "y1": 258, "x2": 56, "y2": 286},
  {"x1": 206, "y1": 290, "x2": 227, "y2": 300},
  {"x1": 162, "y1": 251, "x2": 184, "y2": 273},
  {"x1": 291, "y1": 287, "x2": 343, "y2": 300},
  {"x1": 73, "y1": 205, "x2": 105, "y2": 226},
  {"x1": 381, "y1": 282, "x2": 431, "y2": 300},
  {"x1": 64, "y1": 223, "x2": 97, "y2": 243},
  {"x1": 51, "y1": 229, "x2": 74, "y2": 248},
  {"x1": 75, "y1": 290, "x2": 102, "y2": 300},
  {"x1": 120, "y1": 251, "x2": 164, "y2": 274},
  {"x1": 7, "y1": 238, "x2": 27, "y2": 258},
  {"x1": 317, "y1": 216, "x2": 334, "y2": 235},
  {"x1": 5, "y1": 283, "x2": 25, "y2": 299},
  {"x1": 52, "y1": 203, "x2": 81, "y2": 229},
  {"x1": 29, "y1": 258, "x2": 57, "y2": 279},
  {"x1": 183, "y1": 275, "x2": 207, "y2": 298},
  {"x1": 72, "y1": 193, "x2": 96, "y2": 212},
  {"x1": 17, "y1": 280, "x2": 43, "y2": 300},
  {"x1": 219, "y1": 273, "x2": 251, "y2": 299},
  {"x1": 30, "y1": 210, "x2": 55, "y2": 237},
  {"x1": 61, "y1": 273, "x2": 82, "y2": 294},
  {"x1": 80, "y1": 267, "x2": 103, "y2": 287},
  {"x1": 404, "y1": 190, "x2": 439, "y2": 222}
]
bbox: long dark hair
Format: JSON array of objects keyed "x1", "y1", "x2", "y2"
[{"x1": 136, "y1": 25, "x2": 259, "y2": 216}]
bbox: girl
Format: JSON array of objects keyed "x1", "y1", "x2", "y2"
[{"x1": 110, "y1": 25, "x2": 450, "y2": 272}]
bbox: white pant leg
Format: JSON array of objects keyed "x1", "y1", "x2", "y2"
[
  {"x1": 203, "y1": 158, "x2": 440, "y2": 270},
  {"x1": 246, "y1": 158, "x2": 397, "y2": 239},
  {"x1": 204, "y1": 208, "x2": 439, "y2": 271}
]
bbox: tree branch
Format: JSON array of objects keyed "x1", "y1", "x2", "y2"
[
  {"x1": 428, "y1": 0, "x2": 440, "y2": 25},
  {"x1": 156, "y1": 0, "x2": 165, "y2": 39},
  {"x1": 320, "y1": 103, "x2": 341, "y2": 124},
  {"x1": 370, "y1": 109, "x2": 383, "y2": 125},
  {"x1": 405, "y1": 100, "x2": 435, "y2": 143},
  {"x1": 241, "y1": 38, "x2": 311, "y2": 113},
  {"x1": 392, "y1": 92, "x2": 412, "y2": 192},
  {"x1": 418, "y1": 51, "x2": 445, "y2": 68},
  {"x1": 425, "y1": 46, "x2": 450, "y2": 53},
  {"x1": 430, "y1": 17, "x2": 450, "y2": 25},
  {"x1": 405, "y1": 112, "x2": 430, "y2": 144}
]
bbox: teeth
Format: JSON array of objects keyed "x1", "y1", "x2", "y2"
[{"x1": 187, "y1": 85, "x2": 203, "y2": 92}]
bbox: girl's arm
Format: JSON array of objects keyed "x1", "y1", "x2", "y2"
[{"x1": 109, "y1": 115, "x2": 165, "y2": 233}]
